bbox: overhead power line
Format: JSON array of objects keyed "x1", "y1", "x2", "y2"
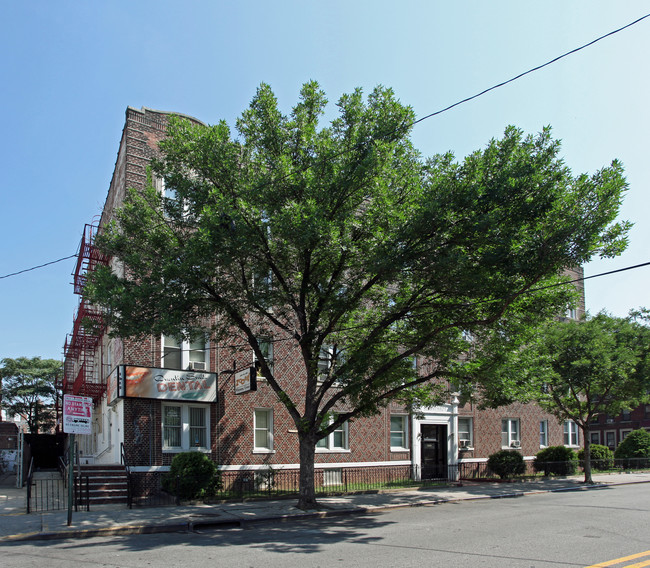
[
  {"x1": 2, "y1": 13, "x2": 649, "y2": 283},
  {"x1": 0, "y1": 255, "x2": 76, "y2": 280},
  {"x1": 412, "y1": 12, "x2": 650, "y2": 126}
]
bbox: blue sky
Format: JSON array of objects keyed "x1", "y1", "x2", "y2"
[{"x1": 1, "y1": 1, "x2": 648, "y2": 361}]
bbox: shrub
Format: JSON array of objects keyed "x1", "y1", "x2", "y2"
[
  {"x1": 534, "y1": 446, "x2": 578, "y2": 476},
  {"x1": 614, "y1": 429, "x2": 650, "y2": 465},
  {"x1": 487, "y1": 450, "x2": 526, "y2": 479},
  {"x1": 577, "y1": 444, "x2": 614, "y2": 470},
  {"x1": 162, "y1": 452, "x2": 220, "y2": 500}
]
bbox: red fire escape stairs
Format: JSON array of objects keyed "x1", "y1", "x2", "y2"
[{"x1": 62, "y1": 223, "x2": 109, "y2": 406}]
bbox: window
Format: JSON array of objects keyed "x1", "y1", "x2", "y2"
[
  {"x1": 605, "y1": 431, "x2": 616, "y2": 450},
  {"x1": 501, "y1": 419, "x2": 520, "y2": 448},
  {"x1": 318, "y1": 344, "x2": 345, "y2": 382},
  {"x1": 254, "y1": 338, "x2": 274, "y2": 378},
  {"x1": 163, "y1": 335, "x2": 207, "y2": 370},
  {"x1": 645, "y1": 405, "x2": 650, "y2": 419},
  {"x1": 254, "y1": 409, "x2": 273, "y2": 452},
  {"x1": 163, "y1": 405, "x2": 182, "y2": 448},
  {"x1": 590, "y1": 431, "x2": 601, "y2": 445},
  {"x1": 390, "y1": 415, "x2": 409, "y2": 450},
  {"x1": 317, "y1": 414, "x2": 349, "y2": 451},
  {"x1": 564, "y1": 420, "x2": 579, "y2": 446},
  {"x1": 322, "y1": 468, "x2": 343, "y2": 486},
  {"x1": 621, "y1": 410, "x2": 632, "y2": 421},
  {"x1": 621, "y1": 429, "x2": 632, "y2": 441},
  {"x1": 162, "y1": 404, "x2": 209, "y2": 451},
  {"x1": 539, "y1": 420, "x2": 548, "y2": 447},
  {"x1": 458, "y1": 417, "x2": 473, "y2": 449}
]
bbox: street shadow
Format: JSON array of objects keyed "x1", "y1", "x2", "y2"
[{"x1": 9, "y1": 510, "x2": 393, "y2": 555}]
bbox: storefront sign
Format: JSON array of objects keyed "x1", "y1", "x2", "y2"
[
  {"x1": 121, "y1": 365, "x2": 217, "y2": 402},
  {"x1": 234, "y1": 367, "x2": 257, "y2": 394},
  {"x1": 63, "y1": 395, "x2": 93, "y2": 434},
  {"x1": 106, "y1": 366, "x2": 120, "y2": 405}
]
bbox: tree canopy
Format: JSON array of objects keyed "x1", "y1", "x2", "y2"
[
  {"x1": 1, "y1": 356, "x2": 61, "y2": 434},
  {"x1": 476, "y1": 311, "x2": 650, "y2": 483},
  {"x1": 86, "y1": 82, "x2": 630, "y2": 507}
]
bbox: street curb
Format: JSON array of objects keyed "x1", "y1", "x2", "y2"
[{"x1": 3, "y1": 478, "x2": 649, "y2": 542}]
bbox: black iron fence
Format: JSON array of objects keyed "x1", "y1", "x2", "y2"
[
  {"x1": 128, "y1": 463, "x2": 461, "y2": 508},
  {"x1": 459, "y1": 457, "x2": 650, "y2": 481},
  {"x1": 26, "y1": 474, "x2": 90, "y2": 513}
]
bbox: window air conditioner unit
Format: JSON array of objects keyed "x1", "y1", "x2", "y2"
[
  {"x1": 188, "y1": 361, "x2": 206, "y2": 371},
  {"x1": 510, "y1": 440, "x2": 521, "y2": 449},
  {"x1": 459, "y1": 440, "x2": 471, "y2": 449}
]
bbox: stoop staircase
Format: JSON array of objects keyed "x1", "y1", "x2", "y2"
[{"x1": 77, "y1": 464, "x2": 129, "y2": 507}]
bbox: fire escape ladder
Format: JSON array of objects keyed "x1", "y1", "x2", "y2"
[{"x1": 63, "y1": 222, "x2": 110, "y2": 407}]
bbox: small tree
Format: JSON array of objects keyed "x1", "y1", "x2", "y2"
[
  {"x1": 477, "y1": 311, "x2": 650, "y2": 484},
  {"x1": 0, "y1": 357, "x2": 61, "y2": 434},
  {"x1": 488, "y1": 450, "x2": 526, "y2": 479}
]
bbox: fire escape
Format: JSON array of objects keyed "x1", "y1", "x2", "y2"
[{"x1": 62, "y1": 223, "x2": 109, "y2": 403}]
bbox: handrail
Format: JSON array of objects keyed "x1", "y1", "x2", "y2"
[
  {"x1": 25, "y1": 457, "x2": 34, "y2": 514},
  {"x1": 120, "y1": 442, "x2": 133, "y2": 509}
]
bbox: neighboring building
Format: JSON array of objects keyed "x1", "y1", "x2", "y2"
[
  {"x1": 61, "y1": 107, "x2": 585, "y2": 495},
  {"x1": 588, "y1": 405, "x2": 650, "y2": 452}
]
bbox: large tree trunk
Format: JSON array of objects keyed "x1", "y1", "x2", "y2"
[
  {"x1": 297, "y1": 433, "x2": 318, "y2": 510},
  {"x1": 582, "y1": 425, "x2": 593, "y2": 484}
]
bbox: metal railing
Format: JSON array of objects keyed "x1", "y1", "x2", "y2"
[
  {"x1": 127, "y1": 463, "x2": 461, "y2": 508},
  {"x1": 121, "y1": 442, "x2": 133, "y2": 509}
]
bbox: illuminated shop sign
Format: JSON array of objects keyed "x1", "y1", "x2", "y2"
[{"x1": 114, "y1": 365, "x2": 217, "y2": 402}]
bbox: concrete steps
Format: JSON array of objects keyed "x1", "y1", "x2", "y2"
[{"x1": 77, "y1": 464, "x2": 129, "y2": 506}]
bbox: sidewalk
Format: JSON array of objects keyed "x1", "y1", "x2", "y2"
[{"x1": 1, "y1": 470, "x2": 649, "y2": 543}]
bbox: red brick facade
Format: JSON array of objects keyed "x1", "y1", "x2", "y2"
[{"x1": 69, "y1": 107, "x2": 589, "y2": 486}]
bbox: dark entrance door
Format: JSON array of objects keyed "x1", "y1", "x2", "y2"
[{"x1": 420, "y1": 424, "x2": 448, "y2": 480}]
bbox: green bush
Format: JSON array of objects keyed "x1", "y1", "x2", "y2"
[
  {"x1": 533, "y1": 446, "x2": 578, "y2": 476},
  {"x1": 614, "y1": 429, "x2": 650, "y2": 463},
  {"x1": 162, "y1": 452, "x2": 220, "y2": 500},
  {"x1": 487, "y1": 450, "x2": 526, "y2": 479},
  {"x1": 578, "y1": 444, "x2": 614, "y2": 470}
]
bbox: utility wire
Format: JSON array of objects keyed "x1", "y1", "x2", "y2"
[
  {"x1": 412, "y1": 13, "x2": 650, "y2": 126},
  {"x1": 0, "y1": 255, "x2": 76, "y2": 280},
  {"x1": 3, "y1": 13, "x2": 649, "y2": 282}
]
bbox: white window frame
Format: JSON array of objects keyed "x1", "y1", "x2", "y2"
[
  {"x1": 539, "y1": 420, "x2": 548, "y2": 448},
  {"x1": 501, "y1": 418, "x2": 520, "y2": 448},
  {"x1": 253, "y1": 409, "x2": 274, "y2": 453},
  {"x1": 316, "y1": 414, "x2": 349, "y2": 452},
  {"x1": 589, "y1": 431, "x2": 601, "y2": 445},
  {"x1": 162, "y1": 334, "x2": 207, "y2": 370},
  {"x1": 390, "y1": 415, "x2": 409, "y2": 451},
  {"x1": 253, "y1": 337, "x2": 274, "y2": 379},
  {"x1": 317, "y1": 344, "x2": 345, "y2": 384},
  {"x1": 162, "y1": 403, "x2": 210, "y2": 452},
  {"x1": 620, "y1": 429, "x2": 633, "y2": 441},
  {"x1": 563, "y1": 420, "x2": 579, "y2": 447},
  {"x1": 457, "y1": 417, "x2": 473, "y2": 449}
]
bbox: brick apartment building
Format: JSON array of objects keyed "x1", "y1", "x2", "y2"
[{"x1": 62, "y1": 107, "x2": 585, "y2": 492}]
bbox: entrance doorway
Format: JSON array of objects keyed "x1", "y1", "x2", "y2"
[{"x1": 420, "y1": 424, "x2": 448, "y2": 479}]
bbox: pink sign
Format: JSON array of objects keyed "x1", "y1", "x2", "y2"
[{"x1": 63, "y1": 394, "x2": 93, "y2": 434}]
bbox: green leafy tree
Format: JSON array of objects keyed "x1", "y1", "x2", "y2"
[
  {"x1": 477, "y1": 312, "x2": 650, "y2": 484},
  {"x1": 85, "y1": 82, "x2": 629, "y2": 508},
  {"x1": 0, "y1": 357, "x2": 62, "y2": 434}
]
